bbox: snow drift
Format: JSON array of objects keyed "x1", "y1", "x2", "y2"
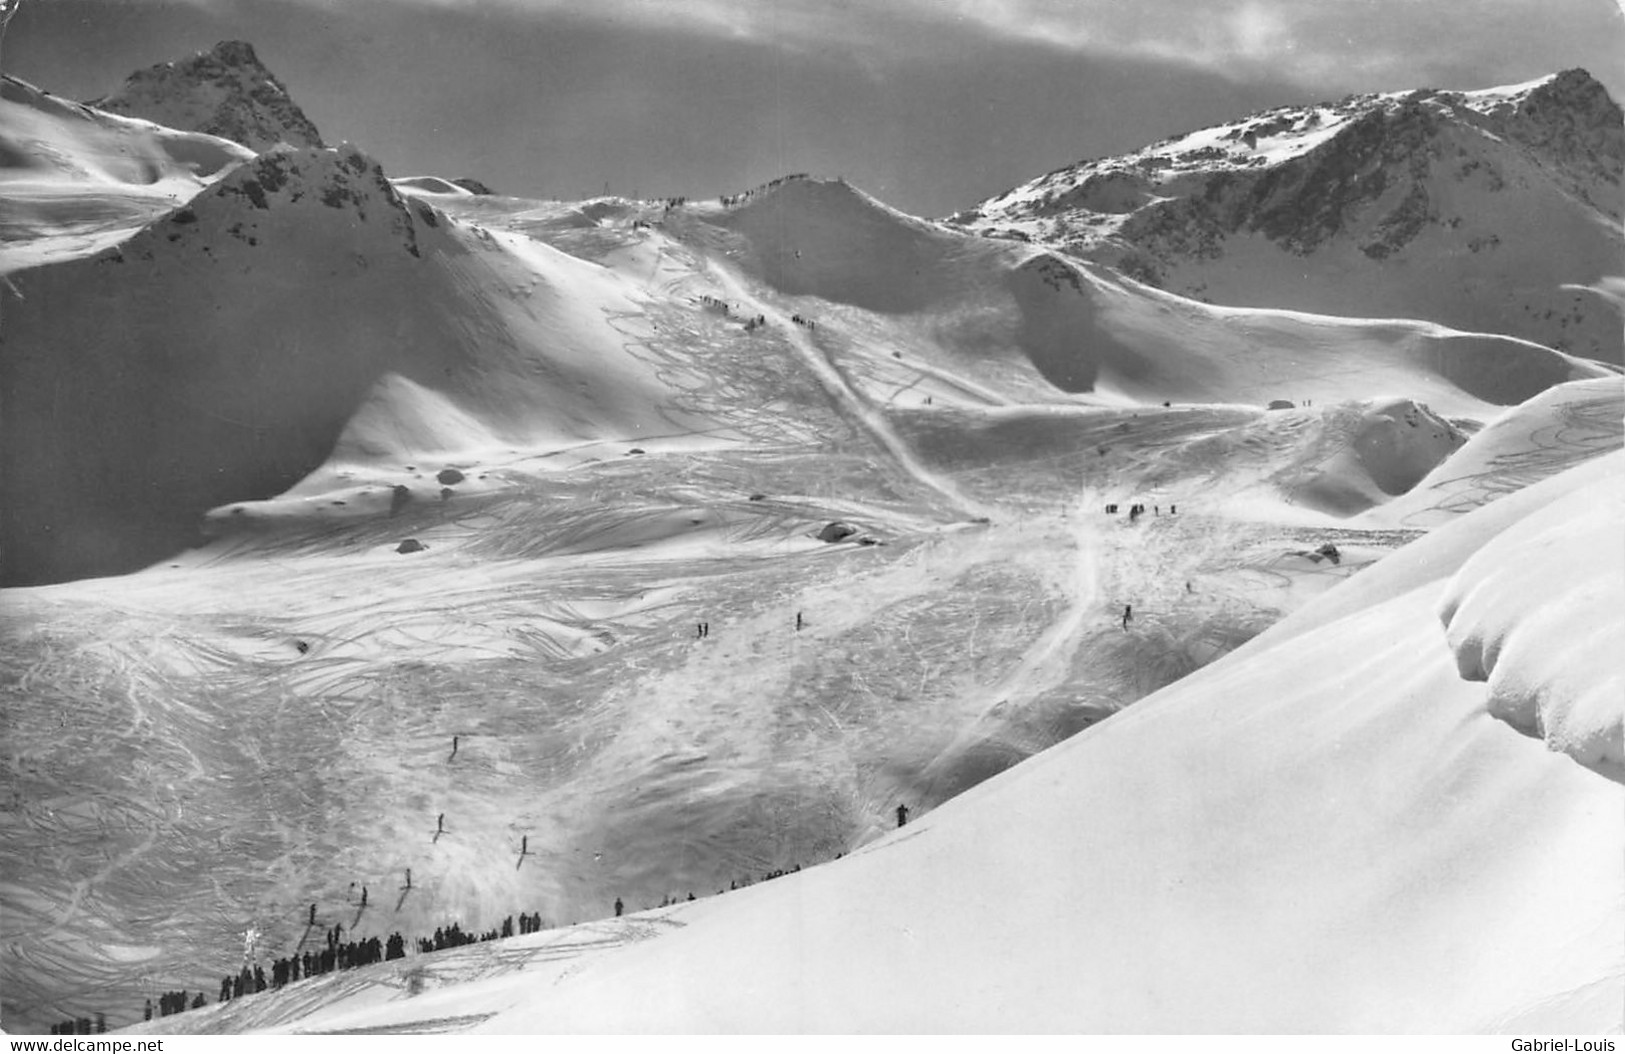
[{"x1": 1438, "y1": 475, "x2": 1625, "y2": 773}]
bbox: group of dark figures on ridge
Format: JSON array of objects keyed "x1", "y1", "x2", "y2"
[
  {"x1": 124, "y1": 906, "x2": 554, "y2": 1028},
  {"x1": 122, "y1": 802, "x2": 913, "y2": 1034},
  {"x1": 67, "y1": 548, "x2": 931, "y2": 1034},
  {"x1": 102, "y1": 789, "x2": 916, "y2": 1032}
]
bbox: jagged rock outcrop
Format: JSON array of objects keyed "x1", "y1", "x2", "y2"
[
  {"x1": 0, "y1": 143, "x2": 433, "y2": 585},
  {"x1": 954, "y1": 71, "x2": 1624, "y2": 362},
  {"x1": 88, "y1": 40, "x2": 325, "y2": 152},
  {"x1": 203, "y1": 143, "x2": 421, "y2": 258}
]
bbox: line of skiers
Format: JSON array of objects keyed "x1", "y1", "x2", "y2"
[
  {"x1": 789, "y1": 314, "x2": 817, "y2": 330},
  {"x1": 718, "y1": 173, "x2": 810, "y2": 207},
  {"x1": 1104, "y1": 502, "x2": 1176, "y2": 522}
]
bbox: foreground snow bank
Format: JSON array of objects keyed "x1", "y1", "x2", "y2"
[{"x1": 1438, "y1": 475, "x2": 1625, "y2": 771}]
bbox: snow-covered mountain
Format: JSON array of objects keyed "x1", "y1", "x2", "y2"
[
  {"x1": 87, "y1": 40, "x2": 325, "y2": 153},
  {"x1": 951, "y1": 70, "x2": 1624, "y2": 363},
  {"x1": 2, "y1": 44, "x2": 1621, "y2": 1035}
]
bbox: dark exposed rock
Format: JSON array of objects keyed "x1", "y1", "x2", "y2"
[
  {"x1": 817, "y1": 522, "x2": 859, "y2": 543},
  {"x1": 210, "y1": 146, "x2": 422, "y2": 258}
]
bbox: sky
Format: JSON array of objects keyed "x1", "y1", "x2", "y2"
[{"x1": 5, "y1": 0, "x2": 1624, "y2": 216}]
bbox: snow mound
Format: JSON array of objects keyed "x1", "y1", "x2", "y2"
[
  {"x1": 1438, "y1": 478, "x2": 1625, "y2": 772},
  {"x1": 1367, "y1": 376, "x2": 1625, "y2": 526},
  {"x1": 393, "y1": 175, "x2": 475, "y2": 196},
  {"x1": 1307, "y1": 398, "x2": 1467, "y2": 505},
  {"x1": 1, "y1": 75, "x2": 251, "y2": 187},
  {"x1": 720, "y1": 176, "x2": 972, "y2": 313},
  {"x1": 330, "y1": 373, "x2": 505, "y2": 461},
  {"x1": 1, "y1": 74, "x2": 255, "y2": 273},
  {"x1": 1007, "y1": 252, "x2": 1603, "y2": 414},
  {"x1": 1154, "y1": 397, "x2": 1468, "y2": 515}
]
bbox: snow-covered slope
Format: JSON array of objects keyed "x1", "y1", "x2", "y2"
[
  {"x1": 696, "y1": 177, "x2": 1607, "y2": 415},
  {"x1": 0, "y1": 143, "x2": 723, "y2": 586},
  {"x1": 121, "y1": 454, "x2": 1624, "y2": 1035},
  {"x1": 87, "y1": 40, "x2": 324, "y2": 153},
  {"x1": 5, "y1": 47, "x2": 1622, "y2": 1035},
  {"x1": 0, "y1": 74, "x2": 253, "y2": 273},
  {"x1": 954, "y1": 70, "x2": 1624, "y2": 363},
  {"x1": 1365, "y1": 375, "x2": 1625, "y2": 527},
  {"x1": 457, "y1": 453, "x2": 1616, "y2": 1034}
]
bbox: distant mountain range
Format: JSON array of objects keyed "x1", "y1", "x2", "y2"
[{"x1": 951, "y1": 69, "x2": 1623, "y2": 362}]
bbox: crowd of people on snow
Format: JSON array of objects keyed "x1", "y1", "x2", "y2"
[
  {"x1": 106, "y1": 903, "x2": 554, "y2": 1031},
  {"x1": 49, "y1": 1014, "x2": 107, "y2": 1035},
  {"x1": 1106, "y1": 502, "x2": 1176, "y2": 523},
  {"x1": 696, "y1": 295, "x2": 769, "y2": 332},
  {"x1": 718, "y1": 173, "x2": 810, "y2": 208}
]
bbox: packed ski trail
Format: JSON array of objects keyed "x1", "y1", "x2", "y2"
[{"x1": 708, "y1": 261, "x2": 989, "y2": 521}]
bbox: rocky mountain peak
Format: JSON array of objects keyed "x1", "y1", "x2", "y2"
[
  {"x1": 1500, "y1": 69, "x2": 1623, "y2": 205},
  {"x1": 88, "y1": 40, "x2": 325, "y2": 152}
]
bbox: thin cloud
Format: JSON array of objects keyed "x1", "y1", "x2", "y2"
[
  {"x1": 174, "y1": 0, "x2": 1624, "y2": 94},
  {"x1": 922, "y1": 0, "x2": 1622, "y2": 89}
]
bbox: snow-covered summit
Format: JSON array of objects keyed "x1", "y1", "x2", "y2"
[
  {"x1": 87, "y1": 40, "x2": 325, "y2": 153},
  {"x1": 952, "y1": 70, "x2": 1623, "y2": 362}
]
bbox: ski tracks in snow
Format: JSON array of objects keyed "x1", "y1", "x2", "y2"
[{"x1": 707, "y1": 263, "x2": 990, "y2": 521}]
